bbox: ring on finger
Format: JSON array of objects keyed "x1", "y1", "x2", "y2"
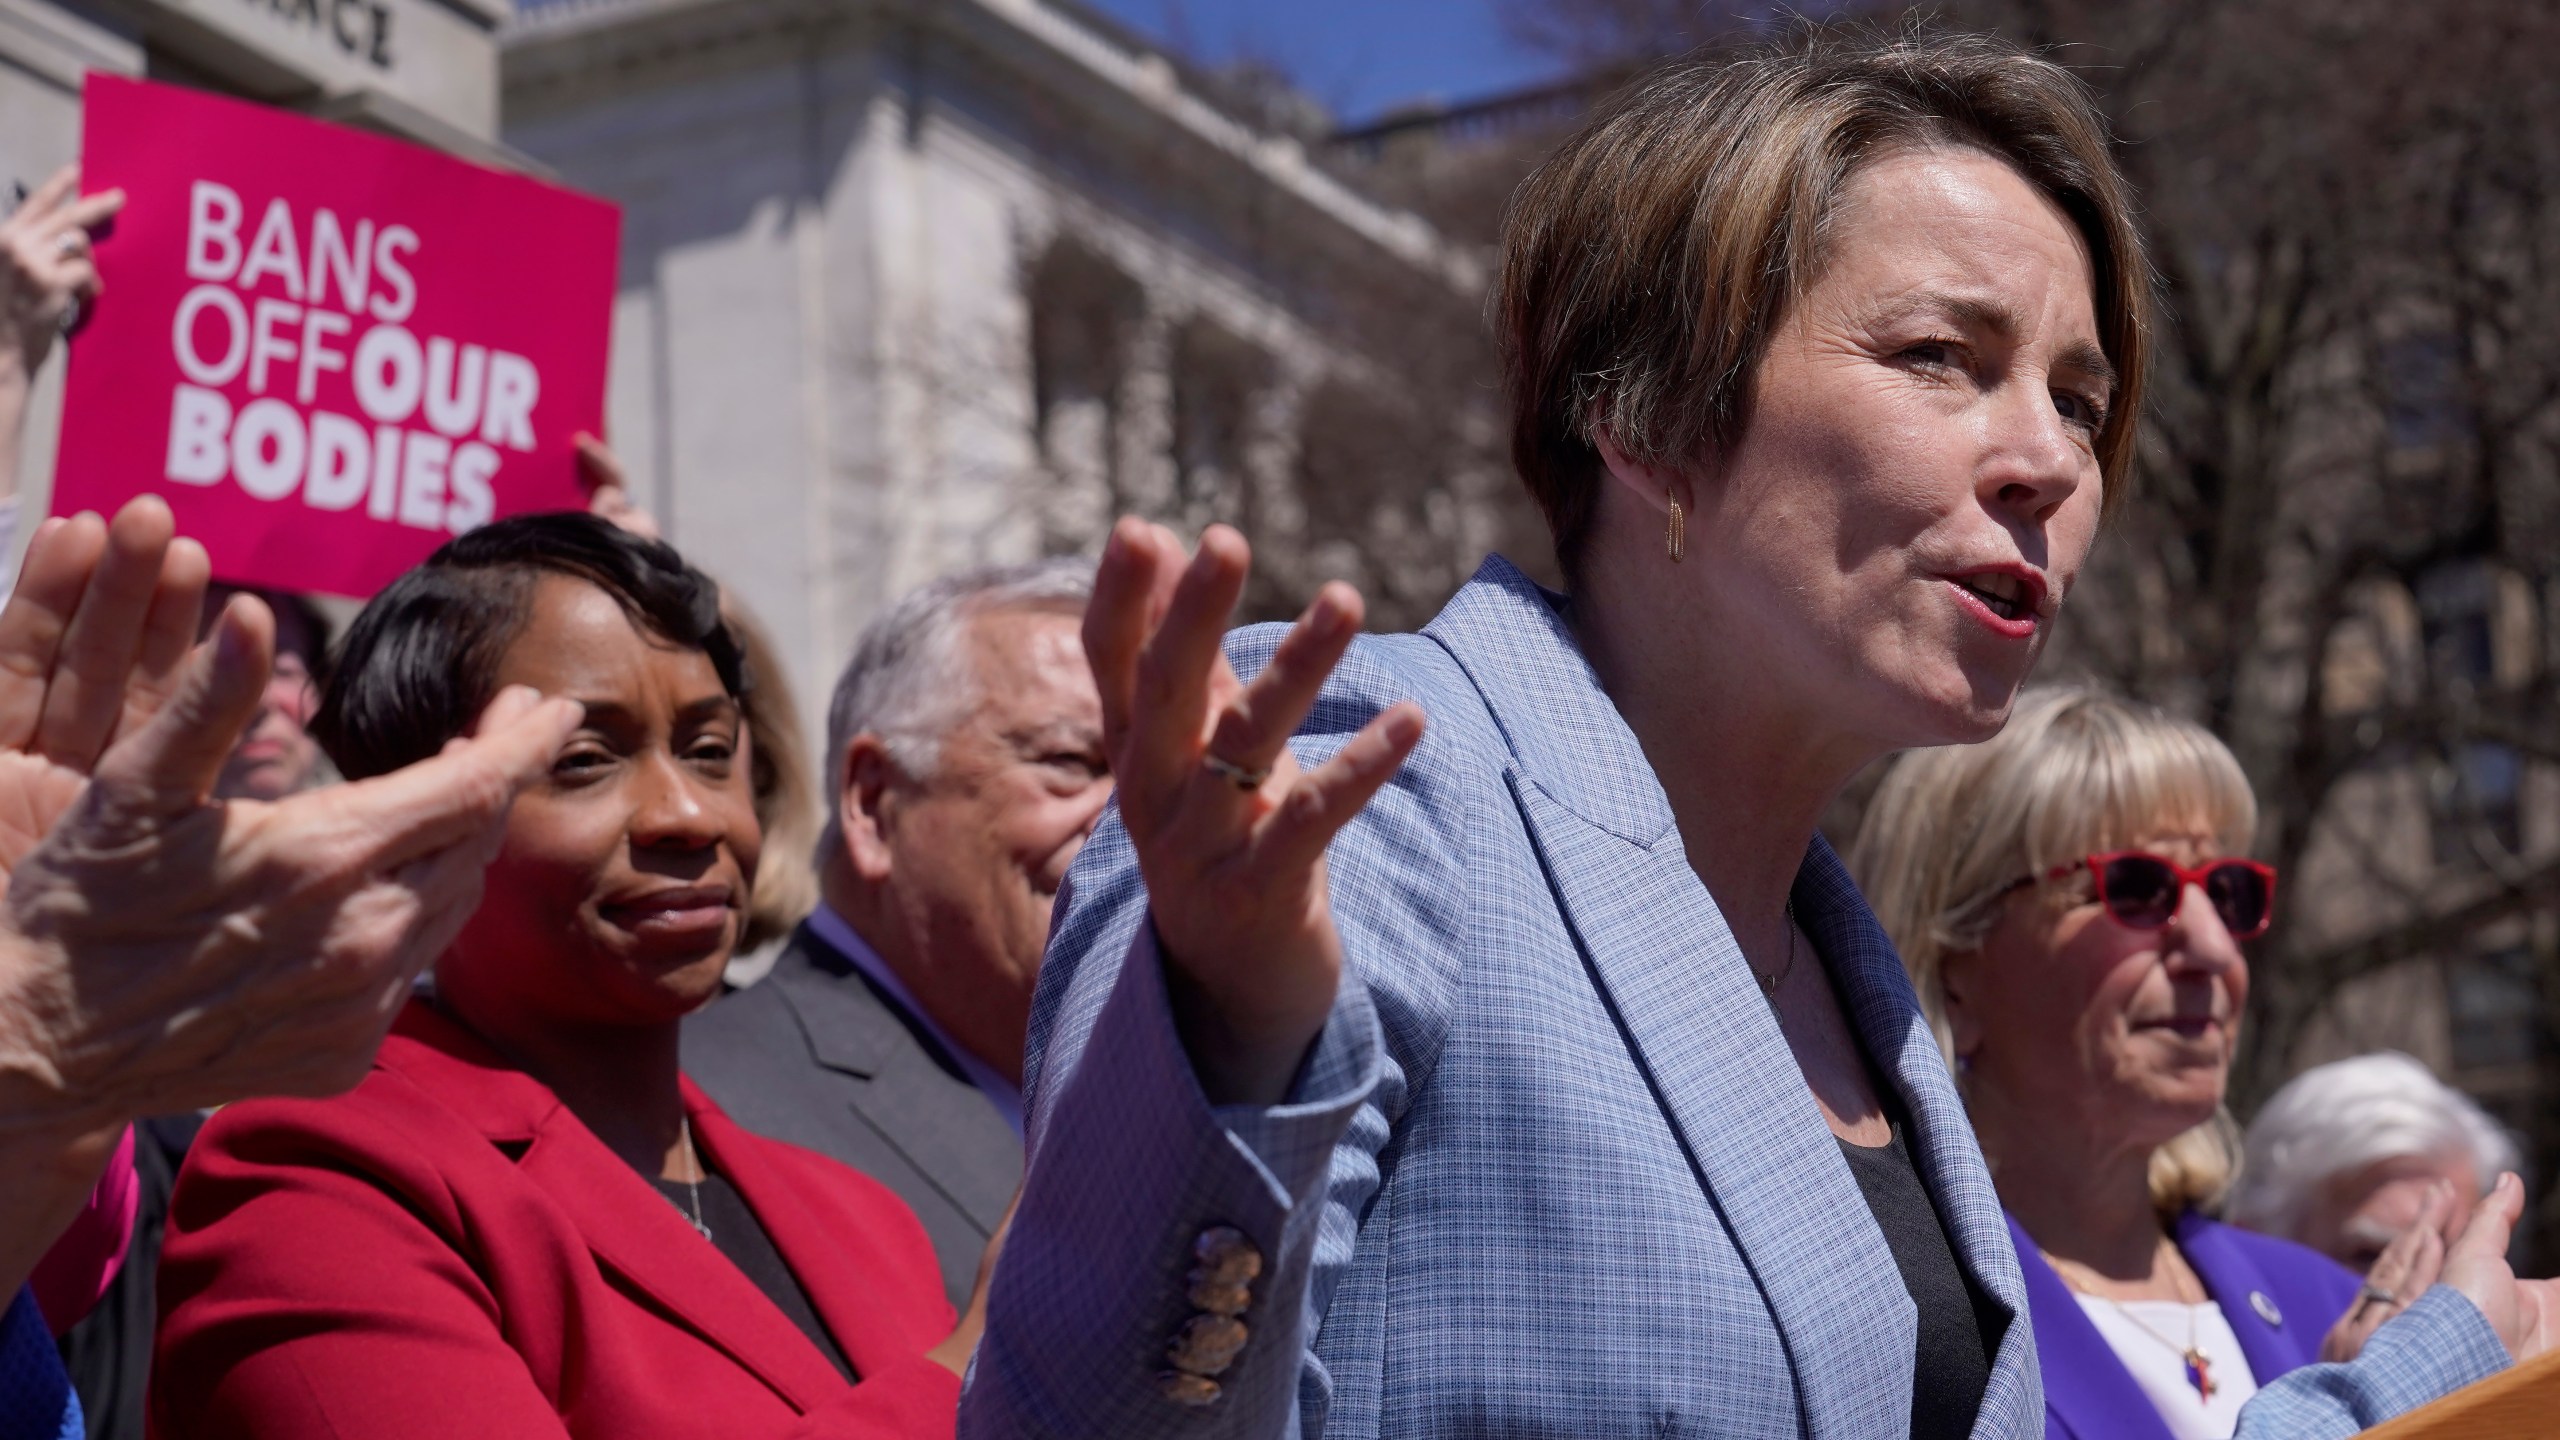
[
  {"x1": 2355, "y1": 1281, "x2": 2399, "y2": 1312},
  {"x1": 51, "y1": 230, "x2": 84, "y2": 258},
  {"x1": 1201, "y1": 753, "x2": 1271, "y2": 792}
]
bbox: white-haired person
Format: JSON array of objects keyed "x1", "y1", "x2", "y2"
[
  {"x1": 2231, "y1": 1053, "x2": 2521, "y2": 1273},
  {"x1": 1850, "y1": 684, "x2": 2527, "y2": 1440}
]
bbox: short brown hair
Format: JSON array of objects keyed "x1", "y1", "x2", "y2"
[{"x1": 1496, "y1": 26, "x2": 2150, "y2": 574}]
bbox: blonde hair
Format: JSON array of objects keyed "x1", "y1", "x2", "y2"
[
  {"x1": 1847, "y1": 683, "x2": 2258, "y2": 1214},
  {"x1": 724, "y1": 594, "x2": 820, "y2": 954}
]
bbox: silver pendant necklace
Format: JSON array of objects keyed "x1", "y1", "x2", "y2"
[{"x1": 675, "y1": 1116, "x2": 712, "y2": 1242}]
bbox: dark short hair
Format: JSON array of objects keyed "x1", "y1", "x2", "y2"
[
  {"x1": 312, "y1": 512, "x2": 749, "y2": 781},
  {"x1": 1497, "y1": 25, "x2": 2150, "y2": 576}
]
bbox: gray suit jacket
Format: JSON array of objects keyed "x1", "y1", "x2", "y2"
[{"x1": 682, "y1": 923, "x2": 1021, "y2": 1307}]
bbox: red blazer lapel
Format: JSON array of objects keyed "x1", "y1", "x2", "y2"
[
  {"x1": 686, "y1": 1082, "x2": 957, "y2": 1384},
  {"x1": 384, "y1": 1003, "x2": 851, "y2": 1413}
]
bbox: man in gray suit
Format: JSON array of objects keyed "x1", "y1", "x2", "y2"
[{"x1": 684, "y1": 558, "x2": 1106, "y2": 1305}]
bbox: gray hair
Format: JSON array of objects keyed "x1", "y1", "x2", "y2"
[
  {"x1": 816, "y1": 557, "x2": 1094, "y2": 858},
  {"x1": 2228, "y1": 1052, "x2": 2521, "y2": 1240}
]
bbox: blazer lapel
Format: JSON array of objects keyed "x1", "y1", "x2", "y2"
[
  {"x1": 772, "y1": 926, "x2": 910, "y2": 1079},
  {"x1": 1430, "y1": 563, "x2": 1914, "y2": 1436},
  {"x1": 1798, "y1": 845, "x2": 2029, "y2": 1339},
  {"x1": 687, "y1": 1084, "x2": 952, "y2": 1382},
  {"x1": 2008, "y1": 1214, "x2": 2174, "y2": 1440},
  {"x1": 512, "y1": 1105, "x2": 851, "y2": 1412},
  {"x1": 388, "y1": 1003, "x2": 851, "y2": 1409},
  {"x1": 775, "y1": 931, "x2": 1020, "y2": 1233},
  {"x1": 1510, "y1": 780, "x2": 1909, "y2": 1434}
]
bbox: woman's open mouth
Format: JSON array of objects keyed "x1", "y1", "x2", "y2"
[
  {"x1": 1941, "y1": 570, "x2": 2043, "y2": 638},
  {"x1": 1956, "y1": 574, "x2": 2029, "y2": 620}
]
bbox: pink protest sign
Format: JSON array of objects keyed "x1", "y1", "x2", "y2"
[{"x1": 55, "y1": 74, "x2": 621, "y2": 597}]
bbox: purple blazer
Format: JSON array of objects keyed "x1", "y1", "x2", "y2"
[{"x1": 2010, "y1": 1210, "x2": 2361, "y2": 1440}]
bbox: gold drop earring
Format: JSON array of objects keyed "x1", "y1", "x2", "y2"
[{"x1": 1666, "y1": 487, "x2": 1685, "y2": 563}]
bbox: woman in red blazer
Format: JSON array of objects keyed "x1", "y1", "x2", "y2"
[{"x1": 152, "y1": 514, "x2": 976, "y2": 1439}]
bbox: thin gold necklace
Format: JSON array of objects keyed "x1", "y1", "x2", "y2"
[{"x1": 2053, "y1": 1257, "x2": 2217, "y2": 1401}]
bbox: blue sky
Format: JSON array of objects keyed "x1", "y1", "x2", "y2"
[{"x1": 1081, "y1": 0, "x2": 1569, "y2": 127}]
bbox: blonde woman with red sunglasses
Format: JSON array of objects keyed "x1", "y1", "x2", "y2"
[{"x1": 1850, "y1": 683, "x2": 2531, "y2": 1440}]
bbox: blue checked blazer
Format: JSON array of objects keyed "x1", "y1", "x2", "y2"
[{"x1": 960, "y1": 556, "x2": 2509, "y2": 1439}]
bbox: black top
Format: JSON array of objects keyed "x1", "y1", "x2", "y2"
[
  {"x1": 1837, "y1": 1114, "x2": 2002, "y2": 1440},
  {"x1": 683, "y1": 927, "x2": 1024, "y2": 1312},
  {"x1": 651, "y1": 1170, "x2": 856, "y2": 1384}
]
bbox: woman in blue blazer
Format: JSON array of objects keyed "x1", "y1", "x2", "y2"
[
  {"x1": 960, "y1": 27, "x2": 2546, "y2": 1440},
  {"x1": 1851, "y1": 685, "x2": 2496, "y2": 1439}
]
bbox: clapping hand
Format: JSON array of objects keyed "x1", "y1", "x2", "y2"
[
  {"x1": 1084, "y1": 519, "x2": 1423, "y2": 1106},
  {"x1": 2322, "y1": 1173, "x2": 2560, "y2": 1365},
  {"x1": 2440, "y1": 1174, "x2": 2560, "y2": 1362},
  {"x1": 2322, "y1": 1182, "x2": 2459, "y2": 1362},
  {"x1": 0, "y1": 498, "x2": 583, "y2": 1130}
]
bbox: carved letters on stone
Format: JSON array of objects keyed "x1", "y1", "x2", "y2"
[{"x1": 251, "y1": 0, "x2": 394, "y2": 71}]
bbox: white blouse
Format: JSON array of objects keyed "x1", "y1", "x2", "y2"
[{"x1": 2073, "y1": 1295, "x2": 2261, "y2": 1440}]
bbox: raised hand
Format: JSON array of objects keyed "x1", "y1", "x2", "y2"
[
  {"x1": 0, "y1": 498, "x2": 583, "y2": 1131},
  {"x1": 2439, "y1": 1172, "x2": 2560, "y2": 1362},
  {"x1": 0, "y1": 502, "x2": 214, "y2": 870},
  {"x1": 1083, "y1": 519, "x2": 1423, "y2": 1106},
  {"x1": 0, "y1": 165, "x2": 122, "y2": 373},
  {"x1": 2321, "y1": 1181, "x2": 2456, "y2": 1362}
]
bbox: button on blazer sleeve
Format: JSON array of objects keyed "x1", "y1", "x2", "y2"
[{"x1": 961, "y1": 629, "x2": 1473, "y2": 1440}]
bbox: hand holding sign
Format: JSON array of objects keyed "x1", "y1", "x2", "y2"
[{"x1": 55, "y1": 76, "x2": 619, "y2": 598}]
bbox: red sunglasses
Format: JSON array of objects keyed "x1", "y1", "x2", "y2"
[{"x1": 2039, "y1": 851, "x2": 2278, "y2": 940}]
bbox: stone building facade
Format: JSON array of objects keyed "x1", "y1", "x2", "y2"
[{"x1": 500, "y1": 0, "x2": 1485, "y2": 749}]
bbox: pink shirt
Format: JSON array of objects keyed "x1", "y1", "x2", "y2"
[{"x1": 29, "y1": 1124, "x2": 137, "y2": 1334}]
